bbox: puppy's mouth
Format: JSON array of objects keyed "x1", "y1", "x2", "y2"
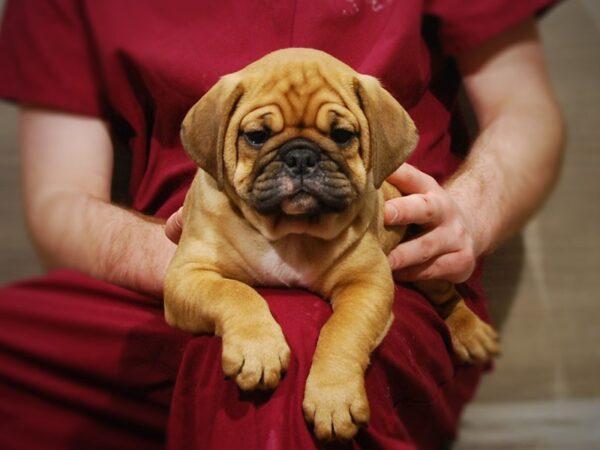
[
  {"x1": 281, "y1": 191, "x2": 320, "y2": 216},
  {"x1": 249, "y1": 138, "x2": 357, "y2": 217}
]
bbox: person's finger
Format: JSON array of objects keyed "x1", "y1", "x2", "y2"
[
  {"x1": 165, "y1": 207, "x2": 183, "y2": 244},
  {"x1": 384, "y1": 193, "x2": 444, "y2": 226},
  {"x1": 386, "y1": 163, "x2": 439, "y2": 195},
  {"x1": 387, "y1": 227, "x2": 455, "y2": 270},
  {"x1": 392, "y1": 250, "x2": 476, "y2": 284}
]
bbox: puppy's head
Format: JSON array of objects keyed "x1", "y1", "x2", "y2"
[{"x1": 181, "y1": 49, "x2": 418, "y2": 240}]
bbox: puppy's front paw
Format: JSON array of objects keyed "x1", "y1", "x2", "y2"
[
  {"x1": 446, "y1": 305, "x2": 500, "y2": 364},
  {"x1": 221, "y1": 320, "x2": 291, "y2": 391},
  {"x1": 303, "y1": 367, "x2": 369, "y2": 441}
]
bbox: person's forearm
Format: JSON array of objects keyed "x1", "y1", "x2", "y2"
[
  {"x1": 27, "y1": 191, "x2": 176, "y2": 297},
  {"x1": 384, "y1": 20, "x2": 565, "y2": 283},
  {"x1": 445, "y1": 97, "x2": 565, "y2": 257}
]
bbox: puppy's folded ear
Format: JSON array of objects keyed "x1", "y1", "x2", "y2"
[
  {"x1": 355, "y1": 75, "x2": 419, "y2": 188},
  {"x1": 180, "y1": 75, "x2": 244, "y2": 189}
]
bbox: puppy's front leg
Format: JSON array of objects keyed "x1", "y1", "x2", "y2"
[
  {"x1": 303, "y1": 255, "x2": 394, "y2": 441},
  {"x1": 164, "y1": 267, "x2": 291, "y2": 391}
]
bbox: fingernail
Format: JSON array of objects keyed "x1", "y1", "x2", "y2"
[{"x1": 384, "y1": 204, "x2": 398, "y2": 222}]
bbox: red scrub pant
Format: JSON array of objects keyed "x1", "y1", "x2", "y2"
[{"x1": 0, "y1": 270, "x2": 487, "y2": 450}]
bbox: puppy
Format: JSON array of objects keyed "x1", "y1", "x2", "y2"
[{"x1": 164, "y1": 48, "x2": 499, "y2": 441}]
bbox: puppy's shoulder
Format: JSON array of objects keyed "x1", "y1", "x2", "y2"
[
  {"x1": 185, "y1": 170, "x2": 232, "y2": 218},
  {"x1": 178, "y1": 170, "x2": 265, "y2": 268}
]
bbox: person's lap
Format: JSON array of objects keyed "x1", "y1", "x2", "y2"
[{"x1": 0, "y1": 270, "x2": 487, "y2": 450}]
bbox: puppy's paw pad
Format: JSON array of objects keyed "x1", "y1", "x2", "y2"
[
  {"x1": 222, "y1": 322, "x2": 291, "y2": 391},
  {"x1": 446, "y1": 308, "x2": 500, "y2": 364},
  {"x1": 303, "y1": 372, "x2": 369, "y2": 441}
]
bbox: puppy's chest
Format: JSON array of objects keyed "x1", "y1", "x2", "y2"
[{"x1": 249, "y1": 245, "x2": 323, "y2": 289}]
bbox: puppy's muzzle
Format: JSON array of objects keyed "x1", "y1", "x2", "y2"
[
  {"x1": 279, "y1": 139, "x2": 320, "y2": 177},
  {"x1": 249, "y1": 138, "x2": 357, "y2": 217}
]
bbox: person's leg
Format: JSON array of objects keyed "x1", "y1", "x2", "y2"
[
  {"x1": 366, "y1": 281, "x2": 488, "y2": 450},
  {"x1": 0, "y1": 270, "x2": 487, "y2": 450},
  {"x1": 0, "y1": 270, "x2": 191, "y2": 450},
  {"x1": 167, "y1": 283, "x2": 488, "y2": 450}
]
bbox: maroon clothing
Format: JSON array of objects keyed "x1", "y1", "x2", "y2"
[
  {"x1": 0, "y1": 1, "x2": 555, "y2": 449},
  {"x1": 0, "y1": 271, "x2": 486, "y2": 450}
]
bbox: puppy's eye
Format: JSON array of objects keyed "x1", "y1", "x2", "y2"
[
  {"x1": 330, "y1": 128, "x2": 355, "y2": 146},
  {"x1": 243, "y1": 129, "x2": 270, "y2": 148}
]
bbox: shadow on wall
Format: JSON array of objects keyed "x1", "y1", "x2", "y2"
[{"x1": 481, "y1": 235, "x2": 525, "y2": 330}]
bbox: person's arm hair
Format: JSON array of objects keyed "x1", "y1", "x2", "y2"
[
  {"x1": 20, "y1": 107, "x2": 176, "y2": 296},
  {"x1": 447, "y1": 18, "x2": 565, "y2": 254},
  {"x1": 385, "y1": 19, "x2": 565, "y2": 282}
]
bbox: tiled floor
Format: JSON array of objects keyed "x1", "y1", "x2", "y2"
[{"x1": 1, "y1": 0, "x2": 599, "y2": 448}]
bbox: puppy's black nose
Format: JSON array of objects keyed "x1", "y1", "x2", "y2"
[
  {"x1": 279, "y1": 139, "x2": 320, "y2": 176},
  {"x1": 283, "y1": 148, "x2": 318, "y2": 174}
]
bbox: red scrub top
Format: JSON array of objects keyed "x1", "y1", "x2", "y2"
[
  {"x1": 0, "y1": 1, "x2": 557, "y2": 450},
  {"x1": 0, "y1": 0, "x2": 556, "y2": 219}
]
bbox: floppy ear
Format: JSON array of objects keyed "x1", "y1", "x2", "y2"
[
  {"x1": 180, "y1": 74, "x2": 244, "y2": 189},
  {"x1": 354, "y1": 75, "x2": 419, "y2": 188}
]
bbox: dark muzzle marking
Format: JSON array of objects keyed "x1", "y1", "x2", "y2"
[{"x1": 250, "y1": 137, "x2": 356, "y2": 216}]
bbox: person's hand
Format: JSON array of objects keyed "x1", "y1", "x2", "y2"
[
  {"x1": 384, "y1": 164, "x2": 479, "y2": 284},
  {"x1": 165, "y1": 207, "x2": 184, "y2": 244}
]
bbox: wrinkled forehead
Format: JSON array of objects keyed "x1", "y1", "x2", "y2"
[{"x1": 238, "y1": 62, "x2": 358, "y2": 132}]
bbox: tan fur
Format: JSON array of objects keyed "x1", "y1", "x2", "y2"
[{"x1": 165, "y1": 48, "x2": 499, "y2": 441}]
